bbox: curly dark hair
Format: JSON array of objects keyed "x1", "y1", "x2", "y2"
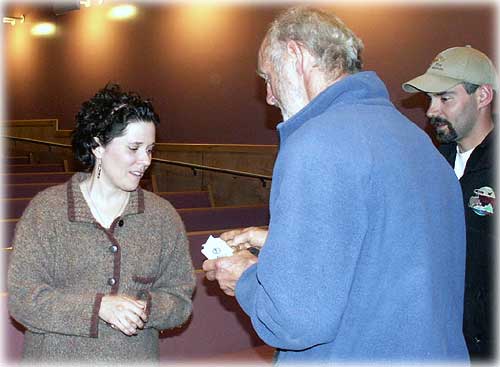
[{"x1": 72, "y1": 83, "x2": 160, "y2": 169}]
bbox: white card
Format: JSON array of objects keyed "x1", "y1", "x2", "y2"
[{"x1": 201, "y1": 235, "x2": 234, "y2": 260}]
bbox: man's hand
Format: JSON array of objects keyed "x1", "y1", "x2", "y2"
[
  {"x1": 202, "y1": 250, "x2": 258, "y2": 296},
  {"x1": 99, "y1": 295, "x2": 147, "y2": 336},
  {"x1": 220, "y1": 226, "x2": 268, "y2": 251}
]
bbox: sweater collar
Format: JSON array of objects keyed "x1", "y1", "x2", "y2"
[{"x1": 67, "y1": 172, "x2": 145, "y2": 224}]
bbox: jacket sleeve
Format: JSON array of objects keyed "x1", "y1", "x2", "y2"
[
  {"x1": 7, "y1": 194, "x2": 103, "y2": 338},
  {"x1": 141, "y1": 215, "x2": 195, "y2": 331},
  {"x1": 235, "y1": 130, "x2": 371, "y2": 350}
]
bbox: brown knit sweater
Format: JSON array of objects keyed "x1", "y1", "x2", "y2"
[{"x1": 7, "y1": 172, "x2": 195, "y2": 363}]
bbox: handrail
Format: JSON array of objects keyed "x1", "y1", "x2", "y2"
[
  {"x1": 3, "y1": 135, "x2": 71, "y2": 148},
  {"x1": 2, "y1": 135, "x2": 273, "y2": 185}
]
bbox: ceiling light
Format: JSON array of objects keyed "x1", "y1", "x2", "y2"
[
  {"x1": 31, "y1": 22, "x2": 56, "y2": 36},
  {"x1": 108, "y1": 5, "x2": 137, "y2": 20}
]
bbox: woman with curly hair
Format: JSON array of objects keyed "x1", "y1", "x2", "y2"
[{"x1": 7, "y1": 84, "x2": 195, "y2": 363}]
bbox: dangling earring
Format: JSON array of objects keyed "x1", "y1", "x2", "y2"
[{"x1": 97, "y1": 158, "x2": 102, "y2": 179}]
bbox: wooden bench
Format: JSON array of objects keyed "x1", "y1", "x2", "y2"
[
  {"x1": 1, "y1": 205, "x2": 268, "y2": 247},
  {"x1": 2, "y1": 183, "x2": 59, "y2": 199},
  {"x1": 178, "y1": 205, "x2": 269, "y2": 232},
  {"x1": 1, "y1": 228, "x2": 232, "y2": 275},
  {"x1": 2, "y1": 172, "x2": 74, "y2": 185},
  {"x1": 157, "y1": 190, "x2": 213, "y2": 209},
  {"x1": 3, "y1": 163, "x2": 66, "y2": 173},
  {"x1": 1, "y1": 191, "x2": 214, "y2": 219},
  {"x1": 4, "y1": 156, "x2": 30, "y2": 165}
]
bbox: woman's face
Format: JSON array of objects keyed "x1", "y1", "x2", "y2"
[{"x1": 96, "y1": 121, "x2": 156, "y2": 192}]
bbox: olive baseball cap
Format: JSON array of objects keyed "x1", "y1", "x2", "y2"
[{"x1": 402, "y1": 46, "x2": 498, "y2": 93}]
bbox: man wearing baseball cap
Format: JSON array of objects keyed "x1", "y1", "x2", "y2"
[{"x1": 403, "y1": 45, "x2": 497, "y2": 361}]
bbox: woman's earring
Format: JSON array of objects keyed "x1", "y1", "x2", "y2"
[{"x1": 97, "y1": 158, "x2": 102, "y2": 179}]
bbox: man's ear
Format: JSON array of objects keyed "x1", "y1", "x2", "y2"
[
  {"x1": 476, "y1": 84, "x2": 494, "y2": 109},
  {"x1": 286, "y1": 40, "x2": 313, "y2": 76}
]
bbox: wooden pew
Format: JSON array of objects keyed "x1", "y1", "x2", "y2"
[
  {"x1": 2, "y1": 199, "x2": 32, "y2": 220},
  {"x1": 2, "y1": 183, "x2": 59, "y2": 199},
  {"x1": 2, "y1": 227, "x2": 234, "y2": 278},
  {"x1": 1, "y1": 191, "x2": 214, "y2": 219},
  {"x1": 4, "y1": 163, "x2": 65, "y2": 173},
  {"x1": 3, "y1": 179, "x2": 154, "y2": 199},
  {"x1": 4, "y1": 156, "x2": 30, "y2": 165},
  {"x1": 157, "y1": 190, "x2": 213, "y2": 209},
  {"x1": 1, "y1": 173, "x2": 153, "y2": 191},
  {"x1": 1, "y1": 205, "x2": 269, "y2": 247},
  {"x1": 178, "y1": 205, "x2": 269, "y2": 232},
  {"x1": 1, "y1": 220, "x2": 16, "y2": 249},
  {"x1": 2, "y1": 172, "x2": 74, "y2": 185}
]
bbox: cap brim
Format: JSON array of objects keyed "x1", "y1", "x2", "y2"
[{"x1": 402, "y1": 73, "x2": 463, "y2": 93}]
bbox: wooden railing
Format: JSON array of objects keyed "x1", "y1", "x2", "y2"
[{"x1": 2, "y1": 135, "x2": 273, "y2": 186}]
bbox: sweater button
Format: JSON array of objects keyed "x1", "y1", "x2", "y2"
[
  {"x1": 108, "y1": 277, "x2": 116, "y2": 286},
  {"x1": 118, "y1": 219, "x2": 124, "y2": 227},
  {"x1": 109, "y1": 245, "x2": 118, "y2": 253}
]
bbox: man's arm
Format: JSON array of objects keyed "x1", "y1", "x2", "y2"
[{"x1": 232, "y1": 131, "x2": 371, "y2": 351}]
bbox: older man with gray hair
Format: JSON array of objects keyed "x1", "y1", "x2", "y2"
[{"x1": 204, "y1": 7, "x2": 469, "y2": 363}]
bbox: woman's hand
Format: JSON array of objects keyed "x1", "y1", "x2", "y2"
[{"x1": 99, "y1": 295, "x2": 148, "y2": 336}]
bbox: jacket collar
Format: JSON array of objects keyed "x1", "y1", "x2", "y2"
[
  {"x1": 477, "y1": 128, "x2": 495, "y2": 149},
  {"x1": 67, "y1": 172, "x2": 145, "y2": 224},
  {"x1": 276, "y1": 71, "x2": 390, "y2": 143},
  {"x1": 464, "y1": 128, "x2": 496, "y2": 174},
  {"x1": 440, "y1": 128, "x2": 495, "y2": 174}
]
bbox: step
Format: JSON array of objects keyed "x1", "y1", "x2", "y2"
[
  {"x1": 157, "y1": 191, "x2": 213, "y2": 209},
  {"x1": 2, "y1": 220, "x2": 17, "y2": 248},
  {"x1": 2, "y1": 199, "x2": 35, "y2": 219},
  {"x1": 1, "y1": 205, "x2": 269, "y2": 249},
  {"x1": 2, "y1": 172, "x2": 74, "y2": 185},
  {"x1": 2, "y1": 179, "x2": 153, "y2": 199},
  {"x1": 5, "y1": 156, "x2": 30, "y2": 165},
  {"x1": 4, "y1": 163, "x2": 65, "y2": 173},
  {"x1": 1, "y1": 190, "x2": 213, "y2": 219},
  {"x1": 0, "y1": 229, "x2": 262, "y2": 272},
  {"x1": 2, "y1": 173, "x2": 153, "y2": 188},
  {"x1": 178, "y1": 205, "x2": 269, "y2": 232},
  {"x1": 2, "y1": 183, "x2": 59, "y2": 199}
]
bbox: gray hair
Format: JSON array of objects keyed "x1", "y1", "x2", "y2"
[{"x1": 266, "y1": 7, "x2": 364, "y2": 79}]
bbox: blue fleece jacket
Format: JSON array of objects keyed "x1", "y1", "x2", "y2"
[{"x1": 235, "y1": 71, "x2": 468, "y2": 363}]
